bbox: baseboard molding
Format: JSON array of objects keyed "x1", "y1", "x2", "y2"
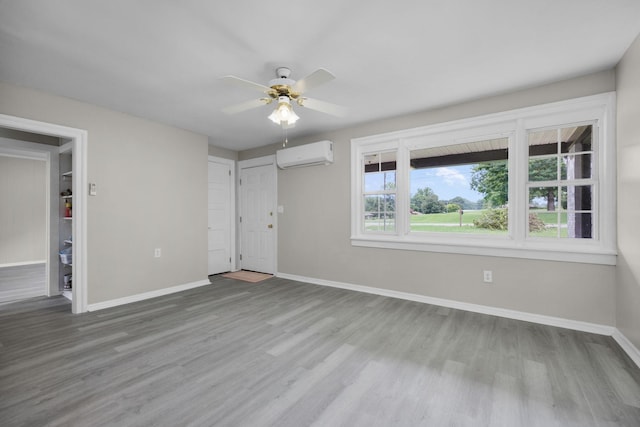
[
  {"x1": 0, "y1": 260, "x2": 46, "y2": 268},
  {"x1": 277, "y1": 272, "x2": 640, "y2": 368},
  {"x1": 276, "y1": 272, "x2": 615, "y2": 337},
  {"x1": 612, "y1": 329, "x2": 640, "y2": 369},
  {"x1": 87, "y1": 279, "x2": 211, "y2": 312}
]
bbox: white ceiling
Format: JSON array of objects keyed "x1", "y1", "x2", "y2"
[{"x1": 1, "y1": 1, "x2": 639, "y2": 151}]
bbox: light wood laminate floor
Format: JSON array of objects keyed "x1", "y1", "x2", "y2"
[{"x1": 1, "y1": 275, "x2": 639, "y2": 426}]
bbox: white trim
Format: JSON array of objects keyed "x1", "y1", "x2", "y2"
[
  {"x1": 612, "y1": 329, "x2": 640, "y2": 369},
  {"x1": 351, "y1": 237, "x2": 617, "y2": 265},
  {"x1": 238, "y1": 154, "x2": 275, "y2": 169},
  {"x1": 208, "y1": 155, "x2": 237, "y2": 273},
  {"x1": 0, "y1": 114, "x2": 88, "y2": 313},
  {"x1": 86, "y1": 279, "x2": 211, "y2": 312},
  {"x1": 276, "y1": 272, "x2": 615, "y2": 336},
  {"x1": 0, "y1": 260, "x2": 46, "y2": 268}
]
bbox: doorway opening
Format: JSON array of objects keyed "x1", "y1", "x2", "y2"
[
  {"x1": 0, "y1": 144, "x2": 49, "y2": 303},
  {"x1": 0, "y1": 114, "x2": 87, "y2": 313}
]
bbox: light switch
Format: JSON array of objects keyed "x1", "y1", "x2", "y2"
[{"x1": 89, "y1": 183, "x2": 97, "y2": 196}]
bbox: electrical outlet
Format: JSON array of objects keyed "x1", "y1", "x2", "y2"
[
  {"x1": 154, "y1": 248, "x2": 161, "y2": 258},
  {"x1": 483, "y1": 270, "x2": 493, "y2": 283}
]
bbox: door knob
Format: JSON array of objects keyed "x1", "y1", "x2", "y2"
[{"x1": 268, "y1": 224, "x2": 273, "y2": 229}]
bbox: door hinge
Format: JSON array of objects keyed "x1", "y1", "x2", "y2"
[
  {"x1": 239, "y1": 178, "x2": 242, "y2": 185},
  {"x1": 240, "y1": 254, "x2": 242, "y2": 260},
  {"x1": 229, "y1": 257, "x2": 231, "y2": 263},
  {"x1": 228, "y1": 170, "x2": 231, "y2": 176},
  {"x1": 239, "y1": 216, "x2": 242, "y2": 223}
]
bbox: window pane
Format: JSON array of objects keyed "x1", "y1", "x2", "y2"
[
  {"x1": 364, "y1": 171, "x2": 396, "y2": 192},
  {"x1": 364, "y1": 152, "x2": 396, "y2": 192},
  {"x1": 528, "y1": 129, "x2": 557, "y2": 156},
  {"x1": 364, "y1": 195, "x2": 395, "y2": 232},
  {"x1": 567, "y1": 212, "x2": 592, "y2": 239},
  {"x1": 561, "y1": 153, "x2": 592, "y2": 180},
  {"x1": 529, "y1": 185, "x2": 593, "y2": 239},
  {"x1": 529, "y1": 157, "x2": 558, "y2": 181},
  {"x1": 565, "y1": 185, "x2": 592, "y2": 211},
  {"x1": 409, "y1": 138, "x2": 508, "y2": 234},
  {"x1": 529, "y1": 186, "x2": 559, "y2": 210},
  {"x1": 560, "y1": 125, "x2": 592, "y2": 154}
]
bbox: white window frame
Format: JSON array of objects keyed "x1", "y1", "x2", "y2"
[
  {"x1": 362, "y1": 149, "x2": 399, "y2": 234},
  {"x1": 351, "y1": 93, "x2": 616, "y2": 265}
]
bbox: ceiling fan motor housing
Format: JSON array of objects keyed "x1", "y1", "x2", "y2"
[{"x1": 268, "y1": 67, "x2": 297, "y2": 95}]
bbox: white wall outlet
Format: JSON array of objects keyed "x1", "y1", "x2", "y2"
[
  {"x1": 483, "y1": 270, "x2": 493, "y2": 283},
  {"x1": 154, "y1": 248, "x2": 161, "y2": 258},
  {"x1": 89, "y1": 182, "x2": 97, "y2": 196}
]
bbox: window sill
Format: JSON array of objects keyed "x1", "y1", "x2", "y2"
[{"x1": 351, "y1": 235, "x2": 617, "y2": 265}]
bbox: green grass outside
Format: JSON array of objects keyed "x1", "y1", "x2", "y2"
[
  {"x1": 409, "y1": 210, "x2": 483, "y2": 225},
  {"x1": 364, "y1": 209, "x2": 570, "y2": 237},
  {"x1": 532, "y1": 211, "x2": 568, "y2": 224}
]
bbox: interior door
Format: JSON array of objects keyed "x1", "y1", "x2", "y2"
[
  {"x1": 208, "y1": 160, "x2": 232, "y2": 275},
  {"x1": 240, "y1": 163, "x2": 275, "y2": 274}
]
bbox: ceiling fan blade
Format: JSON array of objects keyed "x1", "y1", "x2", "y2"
[
  {"x1": 299, "y1": 97, "x2": 347, "y2": 117},
  {"x1": 222, "y1": 98, "x2": 269, "y2": 115},
  {"x1": 220, "y1": 75, "x2": 273, "y2": 94},
  {"x1": 292, "y1": 68, "x2": 335, "y2": 94}
]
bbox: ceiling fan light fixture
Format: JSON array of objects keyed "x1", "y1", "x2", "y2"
[{"x1": 268, "y1": 96, "x2": 299, "y2": 126}]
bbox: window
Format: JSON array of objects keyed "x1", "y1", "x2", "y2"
[
  {"x1": 527, "y1": 124, "x2": 594, "y2": 239},
  {"x1": 409, "y1": 137, "x2": 509, "y2": 235},
  {"x1": 351, "y1": 93, "x2": 616, "y2": 265},
  {"x1": 363, "y1": 151, "x2": 397, "y2": 233}
]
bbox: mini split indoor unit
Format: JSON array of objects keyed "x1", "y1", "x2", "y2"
[{"x1": 276, "y1": 140, "x2": 333, "y2": 169}]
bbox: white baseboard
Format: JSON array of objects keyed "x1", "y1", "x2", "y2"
[
  {"x1": 276, "y1": 272, "x2": 615, "y2": 336},
  {"x1": 277, "y1": 272, "x2": 640, "y2": 369},
  {"x1": 0, "y1": 260, "x2": 46, "y2": 268},
  {"x1": 87, "y1": 279, "x2": 211, "y2": 312},
  {"x1": 612, "y1": 329, "x2": 640, "y2": 369}
]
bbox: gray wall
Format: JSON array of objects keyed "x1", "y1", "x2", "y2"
[
  {"x1": 0, "y1": 82, "x2": 209, "y2": 305},
  {"x1": 616, "y1": 34, "x2": 640, "y2": 349},
  {"x1": 208, "y1": 138, "x2": 238, "y2": 161},
  {"x1": 0, "y1": 155, "x2": 46, "y2": 264},
  {"x1": 241, "y1": 70, "x2": 617, "y2": 326}
]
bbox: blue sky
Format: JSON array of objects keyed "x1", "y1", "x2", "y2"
[
  {"x1": 365, "y1": 164, "x2": 485, "y2": 202},
  {"x1": 410, "y1": 164, "x2": 483, "y2": 202}
]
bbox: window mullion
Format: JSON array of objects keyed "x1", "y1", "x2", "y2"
[
  {"x1": 512, "y1": 121, "x2": 526, "y2": 242},
  {"x1": 395, "y1": 142, "x2": 409, "y2": 236}
]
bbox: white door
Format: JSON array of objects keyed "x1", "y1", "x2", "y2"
[
  {"x1": 240, "y1": 163, "x2": 275, "y2": 274},
  {"x1": 208, "y1": 160, "x2": 233, "y2": 275}
]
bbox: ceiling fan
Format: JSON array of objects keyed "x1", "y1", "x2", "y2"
[{"x1": 220, "y1": 67, "x2": 347, "y2": 128}]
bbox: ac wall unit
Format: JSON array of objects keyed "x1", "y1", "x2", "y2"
[{"x1": 276, "y1": 140, "x2": 333, "y2": 169}]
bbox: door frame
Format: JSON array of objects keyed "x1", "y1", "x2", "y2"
[
  {"x1": 238, "y1": 155, "x2": 277, "y2": 274},
  {"x1": 0, "y1": 114, "x2": 88, "y2": 314},
  {"x1": 208, "y1": 155, "x2": 236, "y2": 273}
]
